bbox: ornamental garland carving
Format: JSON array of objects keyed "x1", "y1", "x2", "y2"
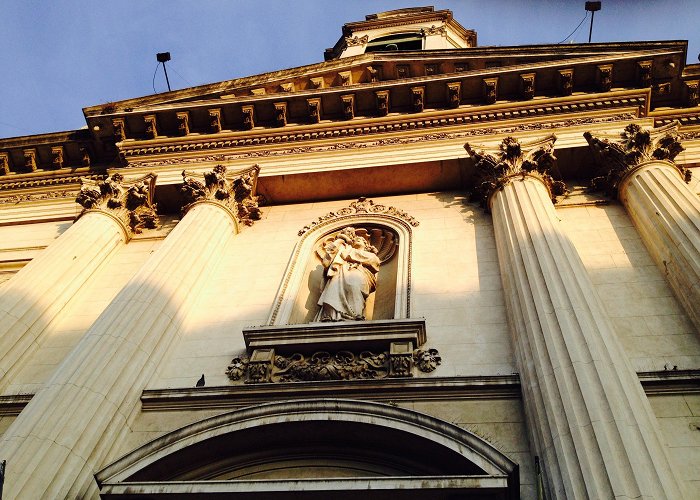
[
  {"x1": 226, "y1": 345, "x2": 441, "y2": 384},
  {"x1": 464, "y1": 135, "x2": 567, "y2": 207},
  {"x1": 181, "y1": 164, "x2": 262, "y2": 225},
  {"x1": 128, "y1": 113, "x2": 637, "y2": 167},
  {"x1": 298, "y1": 197, "x2": 419, "y2": 236},
  {"x1": 584, "y1": 122, "x2": 687, "y2": 196},
  {"x1": 345, "y1": 35, "x2": 369, "y2": 47},
  {"x1": 76, "y1": 173, "x2": 159, "y2": 234}
]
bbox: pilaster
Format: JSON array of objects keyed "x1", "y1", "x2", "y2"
[
  {"x1": 585, "y1": 123, "x2": 700, "y2": 332},
  {"x1": 0, "y1": 165, "x2": 260, "y2": 498},
  {"x1": 465, "y1": 136, "x2": 685, "y2": 499},
  {"x1": 0, "y1": 173, "x2": 158, "y2": 389}
]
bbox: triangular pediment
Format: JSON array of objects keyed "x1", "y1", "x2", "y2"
[{"x1": 83, "y1": 41, "x2": 689, "y2": 116}]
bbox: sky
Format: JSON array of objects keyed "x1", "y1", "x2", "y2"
[{"x1": 1, "y1": 0, "x2": 698, "y2": 139}]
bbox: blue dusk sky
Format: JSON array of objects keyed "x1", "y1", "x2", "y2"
[{"x1": 1, "y1": 0, "x2": 698, "y2": 139}]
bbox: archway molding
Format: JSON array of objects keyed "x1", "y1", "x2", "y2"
[{"x1": 97, "y1": 399, "x2": 519, "y2": 499}]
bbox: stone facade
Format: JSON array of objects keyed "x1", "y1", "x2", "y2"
[{"x1": 0, "y1": 7, "x2": 699, "y2": 500}]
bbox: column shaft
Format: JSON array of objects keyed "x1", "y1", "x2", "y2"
[
  {"x1": 0, "y1": 202, "x2": 236, "y2": 499},
  {"x1": 0, "y1": 211, "x2": 126, "y2": 385},
  {"x1": 619, "y1": 162, "x2": 700, "y2": 331},
  {"x1": 492, "y1": 176, "x2": 684, "y2": 499}
]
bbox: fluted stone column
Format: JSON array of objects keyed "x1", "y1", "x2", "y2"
[
  {"x1": 465, "y1": 137, "x2": 685, "y2": 499},
  {"x1": 0, "y1": 165, "x2": 261, "y2": 499},
  {"x1": 585, "y1": 123, "x2": 700, "y2": 332},
  {"x1": 0, "y1": 173, "x2": 158, "y2": 388}
]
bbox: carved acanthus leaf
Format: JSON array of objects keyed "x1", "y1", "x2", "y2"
[
  {"x1": 584, "y1": 122, "x2": 686, "y2": 195},
  {"x1": 181, "y1": 164, "x2": 261, "y2": 226},
  {"x1": 226, "y1": 345, "x2": 440, "y2": 383},
  {"x1": 298, "y1": 197, "x2": 419, "y2": 236},
  {"x1": 76, "y1": 173, "x2": 159, "y2": 234},
  {"x1": 464, "y1": 135, "x2": 567, "y2": 207}
]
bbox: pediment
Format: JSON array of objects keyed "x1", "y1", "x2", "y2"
[{"x1": 84, "y1": 41, "x2": 689, "y2": 117}]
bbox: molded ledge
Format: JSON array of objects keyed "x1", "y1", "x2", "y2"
[{"x1": 243, "y1": 318, "x2": 427, "y2": 354}]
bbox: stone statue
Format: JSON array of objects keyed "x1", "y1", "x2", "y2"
[{"x1": 315, "y1": 227, "x2": 381, "y2": 322}]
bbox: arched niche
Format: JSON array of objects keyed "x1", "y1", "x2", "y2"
[
  {"x1": 96, "y1": 399, "x2": 519, "y2": 499},
  {"x1": 268, "y1": 214, "x2": 414, "y2": 326}
]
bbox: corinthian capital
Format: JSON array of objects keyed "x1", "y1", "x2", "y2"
[
  {"x1": 76, "y1": 173, "x2": 159, "y2": 234},
  {"x1": 584, "y1": 122, "x2": 686, "y2": 195},
  {"x1": 181, "y1": 164, "x2": 261, "y2": 226},
  {"x1": 464, "y1": 135, "x2": 566, "y2": 207}
]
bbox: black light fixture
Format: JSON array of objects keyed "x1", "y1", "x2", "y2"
[
  {"x1": 156, "y1": 52, "x2": 172, "y2": 91},
  {"x1": 585, "y1": 1, "x2": 602, "y2": 43}
]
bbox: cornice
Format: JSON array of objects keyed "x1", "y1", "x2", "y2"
[
  {"x1": 0, "y1": 170, "x2": 100, "y2": 193},
  {"x1": 120, "y1": 90, "x2": 649, "y2": 162}
]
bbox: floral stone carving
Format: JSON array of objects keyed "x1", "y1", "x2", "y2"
[
  {"x1": 76, "y1": 173, "x2": 159, "y2": 234},
  {"x1": 584, "y1": 122, "x2": 687, "y2": 196},
  {"x1": 298, "y1": 197, "x2": 419, "y2": 236},
  {"x1": 226, "y1": 343, "x2": 441, "y2": 384},
  {"x1": 181, "y1": 164, "x2": 261, "y2": 225},
  {"x1": 464, "y1": 135, "x2": 567, "y2": 207}
]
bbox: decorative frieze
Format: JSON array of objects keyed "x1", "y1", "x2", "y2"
[
  {"x1": 23, "y1": 149, "x2": 37, "y2": 172},
  {"x1": 226, "y1": 344, "x2": 441, "y2": 384},
  {"x1": 557, "y1": 69, "x2": 574, "y2": 96},
  {"x1": 376, "y1": 90, "x2": 390, "y2": 116},
  {"x1": 298, "y1": 197, "x2": 419, "y2": 236},
  {"x1": 76, "y1": 173, "x2": 159, "y2": 234},
  {"x1": 51, "y1": 146, "x2": 64, "y2": 169},
  {"x1": 341, "y1": 94, "x2": 355, "y2": 119},
  {"x1": 425, "y1": 63, "x2": 438, "y2": 76},
  {"x1": 482, "y1": 77, "x2": 498, "y2": 104},
  {"x1": 176, "y1": 111, "x2": 190, "y2": 136},
  {"x1": 447, "y1": 82, "x2": 461, "y2": 108},
  {"x1": 181, "y1": 164, "x2": 261, "y2": 225},
  {"x1": 584, "y1": 122, "x2": 685, "y2": 195},
  {"x1": 125, "y1": 111, "x2": 646, "y2": 167},
  {"x1": 143, "y1": 114, "x2": 157, "y2": 139},
  {"x1": 279, "y1": 82, "x2": 294, "y2": 93},
  {"x1": 209, "y1": 108, "x2": 222, "y2": 133},
  {"x1": 241, "y1": 105, "x2": 254, "y2": 130},
  {"x1": 464, "y1": 135, "x2": 566, "y2": 207},
  {"x1": 396, "y1": 65, "x2": 410, "y2": 79},
  {"x1": 273, "y1": 102, "x2": 287, "y2": 127},
  {"x1": 519, "y1": 73, "x2": 535, "y2": 100},
  {"x1": 411, "y1": 86, "x2": 425, "y2": 112},
  {"x1": 307, "y1": 98, "x2": 321, "y2": 124},
  {"x1": 250, "y1": 88, "x2": 266, "y2": 96}
]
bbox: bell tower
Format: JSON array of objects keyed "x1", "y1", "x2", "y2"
[{"x1": 325, "y1": 6, "x2": 477, "y2": 60}]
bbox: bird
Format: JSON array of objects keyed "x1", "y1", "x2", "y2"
[{"x1": 196, "y1": 374, "x2": 205, "y2": 387}]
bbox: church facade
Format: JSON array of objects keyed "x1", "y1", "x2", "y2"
[{"x1": 0, "y1": 7, "x2": 699, "y2": 499}]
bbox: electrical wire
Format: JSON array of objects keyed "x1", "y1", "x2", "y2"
[
  {"x1": 152, "y1": 62, "x2": 161, "y2": 93},
  {"x1": 168, "y1": 65, "x2": 193, "y2": 87},
  {"x1": 556, "y1": 11, "x2": 588, "y2": 44}
]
